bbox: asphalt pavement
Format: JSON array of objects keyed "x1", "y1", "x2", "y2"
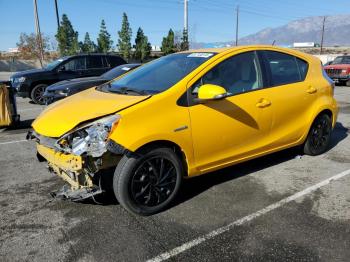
[{"x1": 0, "y1": 87, "x2": 349, "y2": 262}]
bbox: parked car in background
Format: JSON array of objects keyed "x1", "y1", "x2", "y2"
[
  {"x1": 43, "y1": 64, "x2": 141, "y2": 104},
  {"x1": 323, "y1": 61, "x2": 333, "y2": 66},
  {"x1": 324, "y1": 55, "x2": 350, "y2": 86},
  {"x1": 10, "y1": 54, "x2": 126, "y2": 104},
  {"x1": 28, "y1": 46, "x2": 338, "y2": 215}
]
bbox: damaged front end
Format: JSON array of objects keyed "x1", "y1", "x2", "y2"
[{"x1": 27, "y1": 114, "x2": 125, "y2": 201}]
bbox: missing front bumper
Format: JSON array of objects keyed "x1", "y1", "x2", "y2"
[{"x1": 35, "y1": 143, "x2": 121, "y2": 202}]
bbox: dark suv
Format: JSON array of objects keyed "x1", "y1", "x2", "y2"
[{"x1": 10, "y1": 54, "x2": 126, "y2": 104}]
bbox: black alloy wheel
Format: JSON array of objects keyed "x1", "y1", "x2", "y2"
[
  {"x1": 31, "y1": 84, "x2": 47, "y2": 105},
  {"x1": 113, "y1": 147, "x2": 183, "y2": 216},
  {"x1": 130, "y1": 156, "x2": 177, "y2": 207},
  {"x1": 304, "y1": 114, "x2": 332, "y2": 156}
]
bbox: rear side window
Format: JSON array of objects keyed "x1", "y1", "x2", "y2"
[
  {"x1": 263, "y1": 51, "x2": 308, "y2": 86},
  {"x1": 87, "y1": 56, "x2": 103, "y2": 69},
  {"x1": 107, "y1": 56, "x2": 126, "y2": 67}
]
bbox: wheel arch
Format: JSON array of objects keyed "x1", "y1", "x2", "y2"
[
  {"x1": 135, "y1": 140, "x2": 189, "y2": 177},
  {"x1": 30, "y1": 81, "x2": 50, "y2": 90},
  {"x1": 300, "y1": 106, "x2": 335, "y2": 145}
]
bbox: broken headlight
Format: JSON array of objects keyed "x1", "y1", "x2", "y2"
[{"x1": 55, "y1": 114, "x2": 120, "y2": 157}]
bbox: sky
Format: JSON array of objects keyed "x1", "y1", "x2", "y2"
[{"x1": 0, "y1": 0, "x2": 349, "y2": 51}]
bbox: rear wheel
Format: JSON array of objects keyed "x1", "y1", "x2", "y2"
[
  {"x1": 30, "y1": 84, "x2": 47, "y2": 105},
  {"x1": 303, "y1": 114, "x2": 332, "y2": 156},
  {"x1": 113, "y1": 147, "x2": 183, "y2": 216}
]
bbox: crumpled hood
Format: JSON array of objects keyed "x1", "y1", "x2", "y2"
[{"x1": 33, "y1": 88, "x2": 150, "y2": 138}]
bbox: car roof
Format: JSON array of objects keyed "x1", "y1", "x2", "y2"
[
  {"x1": 180, "y1": 45, "x2": 302, "y2": 54},
  {"x1": 64, "y1": 53, "x2": 122, "y2": 59}
]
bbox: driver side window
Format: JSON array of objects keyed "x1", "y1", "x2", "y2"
[
  {"x1": 62, "y1": 57, "x2": 86, "y2": 71},
  {"x1": 192, "y1": 51, "x2": 263, "y2": 96}
]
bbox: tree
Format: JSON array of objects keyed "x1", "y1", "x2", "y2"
[
  {"x1": 97, "y1": 20, "x2": 113, "y2": 53},
  {"x1": 161, "y1": 29, "x2": 175, "y2": 55},
  {"x1": 181, "y1": 29, "x2": 189, "y2": 51},
  {"x1": 80, "y1": 32, "x2": 96, "y2": 53},
  {"x1": 17, "y1": 32, "x2": 50, "y2": 60},
  {"x1": 117, "y1": 13, "x2": 132, "y2": 60},
  {"x1": 55, "y1": 14, "x2": 79, "y2": 56},
  {"x1": 134, "y1": 27, "x2": 152, "y2": 62}
]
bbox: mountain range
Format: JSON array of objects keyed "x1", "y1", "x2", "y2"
[{"x1": 193, "y1": 14, "x2": 350, "y2": 48}]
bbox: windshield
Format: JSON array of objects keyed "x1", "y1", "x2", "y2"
[
  {"x1": 99, "y1": 52, "x2": 216, "y2": 95},
  {"x1": 101, "y1": 64, "x2": 140, "y2": 80},
  {"x1": 45, "y1": 58, "x2": 66, "y2": 70},
  {"x1": 332, "y1": 56, "x2": 350, "y2": 65}
]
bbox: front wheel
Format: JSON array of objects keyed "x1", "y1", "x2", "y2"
[
  {"x1": 113, "y1": 147, "x2": 183, "y2": 216},
  {"x1": 30, "y1": 84, "x2": 47, "y2": 105},
  {"x1": 303, "y1": 114, "x2": 332, "y2": 156}
]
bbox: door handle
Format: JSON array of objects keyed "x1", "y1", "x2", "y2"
[
  {"x1": 256, "y1": 99, "x2": 271, "y2": 108},
  {"x1": 307, "y1": 86, "x2": 317, "y2": 94}
]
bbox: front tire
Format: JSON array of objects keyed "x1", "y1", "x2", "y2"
[
  {"x1": 30, "y1": 84, "x2": 47, "y2": 105},
  {"x1": 113, "y1": 147, "x2": 183, "y2": 216},
  {"x1": 303, "y1": 114, "x2": 332, "y2": 156}
]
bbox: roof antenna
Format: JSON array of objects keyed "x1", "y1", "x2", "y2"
[{"x1": 271, "y1": 40, "x2": 276, "y2": 46}]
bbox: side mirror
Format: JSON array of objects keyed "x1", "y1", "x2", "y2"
[{"x1": 196, "y1": 84, "x2": 228, "y2": 102}]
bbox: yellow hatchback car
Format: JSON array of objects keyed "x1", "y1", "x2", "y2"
[{"x1": 28, "y1": 46, "x2": 338, "y2": 215}]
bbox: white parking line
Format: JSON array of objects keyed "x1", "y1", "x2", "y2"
[
  {"x1": 147, "y1": 168, "x2": 350, "y2": 262},
  {"x1": 0, "y1": 139, "x2": 27, "y2": 145}
]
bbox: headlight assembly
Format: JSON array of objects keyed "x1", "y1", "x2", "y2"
[
  {"x1": 54, "y1": 89, "x2": 69, "y2": 96},
  {"x1": 55, "y1": 114, "x2": 120, "y2": 157},
  {"x1": 14, "y1": 76, "x2": 26, "y2": 83}
]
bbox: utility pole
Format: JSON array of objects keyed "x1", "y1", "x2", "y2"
[
  {"x1": 183, "y1": 0, "x2": 189, "y2": 50},
  {"x1": 33, "y1": 0, "x2": 44, "y2": 67},
  {"x1": 54, "y1": 0, "x2": 60, "y2": 29},
  {"x1": 235, "y1": 5, "x2": 239, "y2": 46},
  {"x1": 320, "y1": 16, "x2": 326, "y2": 55}
]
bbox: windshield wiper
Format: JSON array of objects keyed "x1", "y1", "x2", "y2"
[
  {"x1": 96, "y1": 83, "x2": 123, "y2": 94},
  {"x1": 118, "y1": 87, "x2": 148, "y2": 95}
]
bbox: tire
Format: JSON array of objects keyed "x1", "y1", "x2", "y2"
[
  {"x1": 30, "y1": 84, "x2": 47, "y2": 105},
  {"x1": 303, "y1": 114, "x2": 332, "y2": 156},
  {"x1": 339, "y1": 81, "x2": 346, "y2": 87},
  {"x1": 113, "y1": 147, "x2": 183, "y2": 216}
]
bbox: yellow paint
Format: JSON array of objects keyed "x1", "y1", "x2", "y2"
[
  {"x1": 197, "y1": 84, "x2": 227, "y2": 100},
  {"x1": 32, "y1": 87, "x2": 149, "y2": 137},
  {"x1": 37, "y1": 144, "x2": 82, "y2": 171},
  {"x1": 33, "y1": 45, "x2": 338, "y2": 178}
]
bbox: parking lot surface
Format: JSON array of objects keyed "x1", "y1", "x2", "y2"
[{"x1": 0, "y1": 87, "x2": 349, "y2": 262}]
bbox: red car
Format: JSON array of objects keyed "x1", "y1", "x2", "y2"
[{"x1": 324, "y1": 55, "x2": 350, "y2": 86}]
